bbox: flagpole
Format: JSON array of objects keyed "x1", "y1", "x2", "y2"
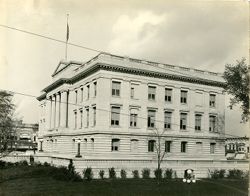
[{"x1": 65, "y1": 14, "x2": 69, "y2": 60}]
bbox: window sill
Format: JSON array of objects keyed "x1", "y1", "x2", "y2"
[
  {"x1": 129, "y1": 126, "x2": 140, "y2": 129},
  {"x1": 147, "y1": 127, "x2": 156, "y2": 130},
  {"x1": 110, "y1": 125, "x2": 121, "y2": 128},
  {"x1": 112, "y1": 95, "x2": 121, "y2": 98}
]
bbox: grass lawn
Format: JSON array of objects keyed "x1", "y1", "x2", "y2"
[{"x1": 0, "y1": 166, "x2": 248, "y2": 196}]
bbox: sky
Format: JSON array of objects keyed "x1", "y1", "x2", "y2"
[{"x1": 0, "y1": 0, "x2": 249, "y2": 137}]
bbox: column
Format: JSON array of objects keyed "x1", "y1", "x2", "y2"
[
  {"x1": 60, "y1": 91, "x2": 67, "y2": 127},
  {"x1": 51, "y1": 96, "x2": 55, "y2": 129},
  {"x1": 55, "y1": 93, "x2": 60, "y2": 127},
  {"x1": 49, "y1": 97, "x2": 52, "y2": 129},
  {"x1": 54, "y1": 94, "x2": 57, "y2": 128}
]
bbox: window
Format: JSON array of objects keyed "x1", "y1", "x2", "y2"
[
  {"x1": 86, "y1": 108, "x2": 89, "y2": 127},
  {"x1": 75, "y1": 90, "x2": 78, "y2": 104},
  {"x1": 181, "y1": 141, "x2": 187, "y2": 153},
  {"x1": 180, "y1": 90, "x2": 187, "y2": 104},
  {"x1": 74, "y1": 110, "x2": 77, "y2": 129},
  {"x1": 94, "y1": 82, "x2": 97, "y2": 97},
  {"x1": 195, "y1": 114, "x2": 202, "y2": 131},
  {"x1": 209, "y1": 94, "x2": 216, "y2": 107},
  {"x1": 130, "y1": 83, "x2": 139, "y2": 99},
  {"x1": 209, "y1": 115, "x2": 216, "y2": 132},
  {"x1": 130, "y1": 109, "x2": 138, "y2": 127},
  {"x1": 180, "y1": 113, "x2": 187, "y2": 130},
  {"x1": 210, "y1": 143, "x2": 216, "y2": 154},
  {"x1": 147, "y1": 110, "x2": 156, "y2": 128},
  {"x1": 164, "y1": 112, "x2": 172, "y2": 129},
  {"x1": 131, "y1": 139, "x2": 138, "y2": 152},
  {"x1": 165, "y1": 141, "x2": 172, "y2": 152},
  {"x1": 80, "y1": 88, "x2": 83, "y2": 102},
  {"x1": 91, "y1": 138, "x2": 94, "y2": 150},
  {"x1": 93, "y1": 107, "x2": 96, "y2": 126},
  {"x1": 131, "y1": 87, "x2": 135, "y2": 98},
  {"x1": 112, "y1": 81, "x2": 121, "y2": 96},
  {"x1": 165, "y1": 88, "x2": 172, "y2": 102},
  {"x1": 148, "y1": 140, "x2": 155, "y2": 152},
  {"x1": 87, "y1": 85, "x2": 90, "y2": 99},
  {"x1": 111, "y1": 106, "x2": 120, "y2": 126},
  {"x1": 196, "y1": 142, "x2": 202, "y2": 154},
  {"x1": 148, "y1": 86, "x2": 156, "y2": 100},
  {"x1": 111, "y1": 139, "x2": 120, "y2": 151},
  {"x1": 83, "y1": 138, "x2": 87, "y2": 150},
  {"x1": 80, "y1": 109, "x2": 83, "y2": 128}
]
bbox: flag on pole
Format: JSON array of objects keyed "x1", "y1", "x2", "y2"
[{"x1": 66, "y1": 21, "x2": 69, "y2": 42}]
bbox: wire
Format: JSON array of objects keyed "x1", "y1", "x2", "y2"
[
  {"x1": 0, "y1": 89, "x2": 246, "y2": 139},
  {"x1": 0, "y1": 24, "x2": 102, "y2": 53}
]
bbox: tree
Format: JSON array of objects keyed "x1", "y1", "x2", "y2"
[
  {"x1": 223, "y1": 58, "x2": 249, "y2": 122},
  {"x1": 150, "y1": 128, "x2": 168, "y2": 184},
  {"x1": 0, "y1": 90, "x2": 17, "y2": 154}
]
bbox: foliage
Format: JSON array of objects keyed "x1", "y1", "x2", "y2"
[
  {"x1": 109, "y1": 167, "x2": 116, "y2": 179},
  {"x1": 0, "y1": 91, "x2": 17, "y2": 153},
  {"x1": 99, "y1": 170, "x2": 105, "y2": 179},
  {"x1": 132, "y1": 170, "x2": 139, "y2": 179},
  {"x1": 83, "y1": 167, "x2": 93, "y2": 181},
  {"x1": 43, "y1": 162, "x2": 50, "y2": 167},
  {"x1": 142, "y1": 168, "x2": 150, "y2": 179},
  {"x1": 120, "y1": 169, "x2": 127, "y2": 179},
  {"x1": 227, "y1": 169, "x2": 244, "y2": 179},
  {"x1": 209, "y1": 169, "x2": 225, "y2": 179},
  {"x1": 154, "y1": 168, "x2": 162, "y2": 180},
  {"x1": 164, "y1": 168, "x2": 173, "y2": 179},
  {"x1": 223, "y1": 58, "x2": 249, "y2": 122}
]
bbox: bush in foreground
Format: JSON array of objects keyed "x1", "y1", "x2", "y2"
[
  {"x1": 120, "y1": 169, "x2": 127, "y2": 179},
  {"x1": 154, "y1": 168, "x2": 162, "y2": 180},
  {"x1": 209, "y1": 169, "x2": 225, "y2": 179},
  {"x1": 132, "y1": 170, "x2": 139, "y2": 179},
  {"x1": 99, "y1": 170, "x2": 105, "y2": 179},
  {"x1": 142, "y1": 168, "x2": 150, "y2": 179},
  {"x1": 83, "y1": 167, "x2": 93, "y2": 181},
  {"x1": 109, "y1": 167, "x2": 116, "y2": 179},
  {"x1": 164, "y1": 168, "x2": 173, "y2": 179},
  {"x1": 227, "y1": 169, "x2": 244, "y2": 179}
]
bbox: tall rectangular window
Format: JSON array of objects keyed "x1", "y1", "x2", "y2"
[
  {"x1": 111, "y1": 139, "x2": 120, "y2": 151},
  {"x1": 91, "y1": 138, "x2": 94, "y2": 151},
  {"x1": 75, "y1": 90, "x2": 78, "y2": 104},
  {"x1": 195, "y1": 114, "x2": 202, "y2": 131},
  {"x1": 209, "y1": 115, "x2": 216, "y2": 132},
  {"x1": 165, "y1": 141, "x2": 172, "y2": 152},
  {"x1": 80, "y1": 88, "x2": 83, "y2": 102},
  {"x1": 209, "y1": 94, "x2": 216, "y2": 107},
  {"x1": 180, "y1": 113, "x2": 187, "y2": 130},
  {"x1": 112, "y1": 81, "x2": 121, "y2": 96},
  {"x1": 131, "y1": 87, "x2": 135, "y2": 98},
  {"x1": 181, "y1": 141, "x2": 187, "y2": 153},
  {"x1": 80, "y1": 110, "x2": 83, "y2": 128},
  {"x1": 74, "y1": 110, "x2": 77, "y2": 129},
  {"x1": 94, "y1": 82, "x2": 97, "y2": 97},
  {"x1": 87, "y1": 85, "x2": 90, "y2": 99},
  {"x1": 93, "y1": 107, "x2": 96, "y2": 126},
  {"x1": 86, "y1": 108, "x2": 89, "y2": 127},
  {"x1": 147, "y1": 110, "x2": 156, "y2": 128},
  {"x1": 148, "y1": 86, "x2": 156, "y2": 101},
  {"x1": 164, "y1": 112, "x2": 172, "y2": 129},
  {"x1": 165, "y1": 88, "x2": 172, "y2": 102},
  {"x1": 148, "y1": 140, "x2": 155, "y2": 152},
  {"x1": 210, "y1": 143, "x2": 216, "y2": 154},
  {"x1": 111, "y1": 106, "x2": 120, "y2": 126},
  {"x1": 180, "y1": 90, "x2": 187, "y2": 104},
  {"x1": 130, "y1": 109, "x2": 138, "y2": 127}
]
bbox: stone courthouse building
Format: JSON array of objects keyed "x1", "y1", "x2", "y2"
[{"x1": 37, "y1": 53, "x2": 229, "y2": 177}]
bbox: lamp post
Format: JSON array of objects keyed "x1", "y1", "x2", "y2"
[
  {"x1": 39, "y1": 139, "x2": 43, "y2": 152},
  {"x1": 75, "y1": 139, "x2": 82, "y2": 158}
]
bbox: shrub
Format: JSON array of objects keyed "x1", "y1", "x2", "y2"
[
  {"x1": 209, "y1": 169, "x2": 225, "y2": 179},
  {"x1": 132, "y1": 170, "x2": 139, "y2": 179},
  {"x1": 99, "y1": 170, "x2": 105, "y2": 179},
  {"x1": 109, "y1": 167, "x2": 116, "y2": 179},
  {"x1": 120, "y1": 169, "x2": 127, "y2": 179},
  {"x1": 19, "y1": 160, "x2": 28, "y2": 166},
  {"x1": 154, "y1": 168, "x2": 162, "y2": 179},
  {"x1": 227, "y1": 169, "x2": 244, "y2": 179},
  {"x1": 0, "y1": 160, "x2": 6, "y2": 169},
  {"x1": 164, "y1": 168, "x2": 173, "y2": 179},
  {"x1": 142, "y1": 168, "x2": 150, "y2": 179},
  {"x1": 83, "y1": 167, "x2": 93, "y2": 181},
  {"x1": 43, "y1": 162, "x2": 50, "y2": 167}
]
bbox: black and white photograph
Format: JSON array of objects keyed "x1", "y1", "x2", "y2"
[{"x1": 0, "y1": 0, "x2": 249, "y2": 195}]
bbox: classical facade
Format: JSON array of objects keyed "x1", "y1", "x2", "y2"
[
  {"x1": 37, "y1": 53, "x2": 226, "y2": 166},
  {"x1": 225, "y1": 137, "x2": 249, "y2": 160}
]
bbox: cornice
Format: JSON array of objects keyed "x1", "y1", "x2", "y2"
[{"x1": 39, "y1": 62, "x2": 225, "y2": 98}]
